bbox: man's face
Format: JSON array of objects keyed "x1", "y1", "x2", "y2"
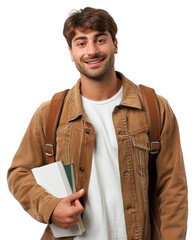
[{"x1": 69, "y1": 29, "x2": 118, "y2": 81}]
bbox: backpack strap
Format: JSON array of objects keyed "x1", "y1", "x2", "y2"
[
  {"x1": 45, "y1": 89, "x2": 69, "y2": 164},
  {"x1": 140, "y1": 85, "x2": 161, "y2": 155},
  {"x1": 139, "y1": 85, "x2": 162, "y2": 237}
]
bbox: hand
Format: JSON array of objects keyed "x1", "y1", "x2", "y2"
[{"x1": 51, "y1": 188, "x2": 85, "y2": 229}]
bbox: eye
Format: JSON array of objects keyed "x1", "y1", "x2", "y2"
[
  {"x1": 77, "y1": 42, "x2": 86, "y2": 47},
  {"x1": 96, "y1": 38, "x2": 106, "y2": 44}
]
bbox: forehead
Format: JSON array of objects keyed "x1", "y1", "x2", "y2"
[{"x1": 72, "y1": 29, "x2": 111, "y2": 42}]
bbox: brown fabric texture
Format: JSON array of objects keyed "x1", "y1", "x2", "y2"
[{"x1": 7, "y1": 72, "x2": 188, "y2": 239}]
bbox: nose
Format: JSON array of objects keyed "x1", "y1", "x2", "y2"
[{"x1": 86, "y1": 42, "x2": 99, "y2": 56}]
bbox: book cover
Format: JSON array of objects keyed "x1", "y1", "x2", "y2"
[
  {"x1": 64, "y1": 163, "x2": 77, "y2": 193},
  {"x1": 31, "y1": 161, "x2": 85, "y2": 237}
]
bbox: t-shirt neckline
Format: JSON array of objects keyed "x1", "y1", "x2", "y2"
[{"x1": 81, "y1": 86, "x2": 123, "y2": 105}]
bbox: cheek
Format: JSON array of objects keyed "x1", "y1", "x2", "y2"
[
  {"x1": 101, "y1": 43, "x2": 117, "y2": 55},
  {"x1": 72, "y1": 49, "x2": 85, "y2": 62}
]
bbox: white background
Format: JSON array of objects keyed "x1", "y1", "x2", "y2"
[{"x1": 1, "y1": 0, "x2": 194, "y2": 239}]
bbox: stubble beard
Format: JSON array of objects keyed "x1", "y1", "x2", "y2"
[{"x1": 74, "y1": 54, "x2": 115, "y2": 82}]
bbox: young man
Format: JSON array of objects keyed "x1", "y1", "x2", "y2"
[{"x1": 8, "y1": 7, "x2": 188, "y2": 240}]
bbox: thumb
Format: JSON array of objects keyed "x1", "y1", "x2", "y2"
[{"x1": 67, "y1": 188, "x2": 85, "y2": 202}]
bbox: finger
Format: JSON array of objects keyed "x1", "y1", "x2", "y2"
[
  {"x1": 70, "y1": 209, "x2": 83, "y2": 219},
  {"x1": 67, "y1": 188, "x2": 85, "y2": 203},
  {"x1": 74, "y1": 199, "x2": 84, "y2": 212},
  {"x1": 72, "y1": 198, "x2": 84, "y2": 210},
  {"x1": 74, "y1": 199, "x2": 83, "y2": 208},
  {"x1": 69, "y1": 202, "x2": 84, "y2": 217}
]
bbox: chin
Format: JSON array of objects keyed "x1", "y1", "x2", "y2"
[{"x1": 83, "y1": 71, "x2": 108, "y2": 81}]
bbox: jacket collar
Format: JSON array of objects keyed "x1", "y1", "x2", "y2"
[
  {"x1": 117, "y1": 72, "x2": 142, "y2": 109},
  {"x1": 67, "y1": 71, "x2": 142, "y2": 122},
  {"x1": 67, "y1": 80, "x2": 84, "y2": 122}
]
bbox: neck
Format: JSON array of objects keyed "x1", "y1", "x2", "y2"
[{"x1": 80, "y1": 70, "x2": 122, "y2": 101}]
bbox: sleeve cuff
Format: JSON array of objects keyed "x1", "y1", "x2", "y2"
[{"x1": 39, "y1": 196, "x2": 63, "y2": 224}]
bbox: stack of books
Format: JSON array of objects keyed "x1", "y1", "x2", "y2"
[{"x1": 32, "y1": 161, "x2": 85, "y2": 238}]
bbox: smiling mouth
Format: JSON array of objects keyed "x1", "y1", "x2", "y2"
[
  {"x1": 86, "y1": 59, "x2": 105, "y2": 64},
  {"x1": 83, "y1": 55, "x2": 106, "y2": 65}
]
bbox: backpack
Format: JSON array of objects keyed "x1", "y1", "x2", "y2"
[{"x1": 44, "y1": 84, "x2": 161, "y2": 238}]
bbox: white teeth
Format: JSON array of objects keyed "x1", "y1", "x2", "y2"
[{"x1": 88, "y1": 60, "x2": 102, "y2": 64}]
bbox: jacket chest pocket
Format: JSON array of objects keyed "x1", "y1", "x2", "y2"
[
  {"x1": 131, "y1": 132, "x2": 150, "y2": 177},
  {"x1": 56, "y1": 124, "x2": 84, "y2": 165}
]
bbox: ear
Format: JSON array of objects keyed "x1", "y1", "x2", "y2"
[
  {"x1": 114, "y1": 38, "x2": 118, "y2": 54},
  {"x1": 69, "y1": 47, "x2": 75, "y2": 61}
]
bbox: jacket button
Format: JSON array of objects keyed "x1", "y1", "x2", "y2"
[
  {"x1": 119, "y1": 131, "x2": 126, "y2": 135},
  {"x1": 127, "y1": 205, "x2": 133, "y2": 211},
  {"x1": 123, "y1": 171, "x2": 130, "y2": 176},
  {"x1": 79, "y1": 167, "x2": 84, "y2": 172},
  {"x1": 85, "y1": 129, "x2": 90, "y2": 134}
]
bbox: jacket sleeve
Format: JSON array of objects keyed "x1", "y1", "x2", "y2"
[
  {"x1": 156, "y1": 97, "x2": 188, "y2": 239},
  {"x1": 7, "y1": 102, "x2": 62, "y2": 224}
]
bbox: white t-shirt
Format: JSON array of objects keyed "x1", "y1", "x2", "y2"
[{"x1": 75, "y1": 86, "x2": 127, "y2": 240}]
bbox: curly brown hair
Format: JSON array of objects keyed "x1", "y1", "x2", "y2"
[{"x1": 63, "y1": 7, "x2": 118, "y2": 48}]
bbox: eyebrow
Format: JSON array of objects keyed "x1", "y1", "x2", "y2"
[{"x1": 73, "y1": 32, "x2": 108, "y2": 42}]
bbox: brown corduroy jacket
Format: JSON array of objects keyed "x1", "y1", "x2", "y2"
[{"x1": 8, "y1": 72, "x2": 188, "y2": 239}]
